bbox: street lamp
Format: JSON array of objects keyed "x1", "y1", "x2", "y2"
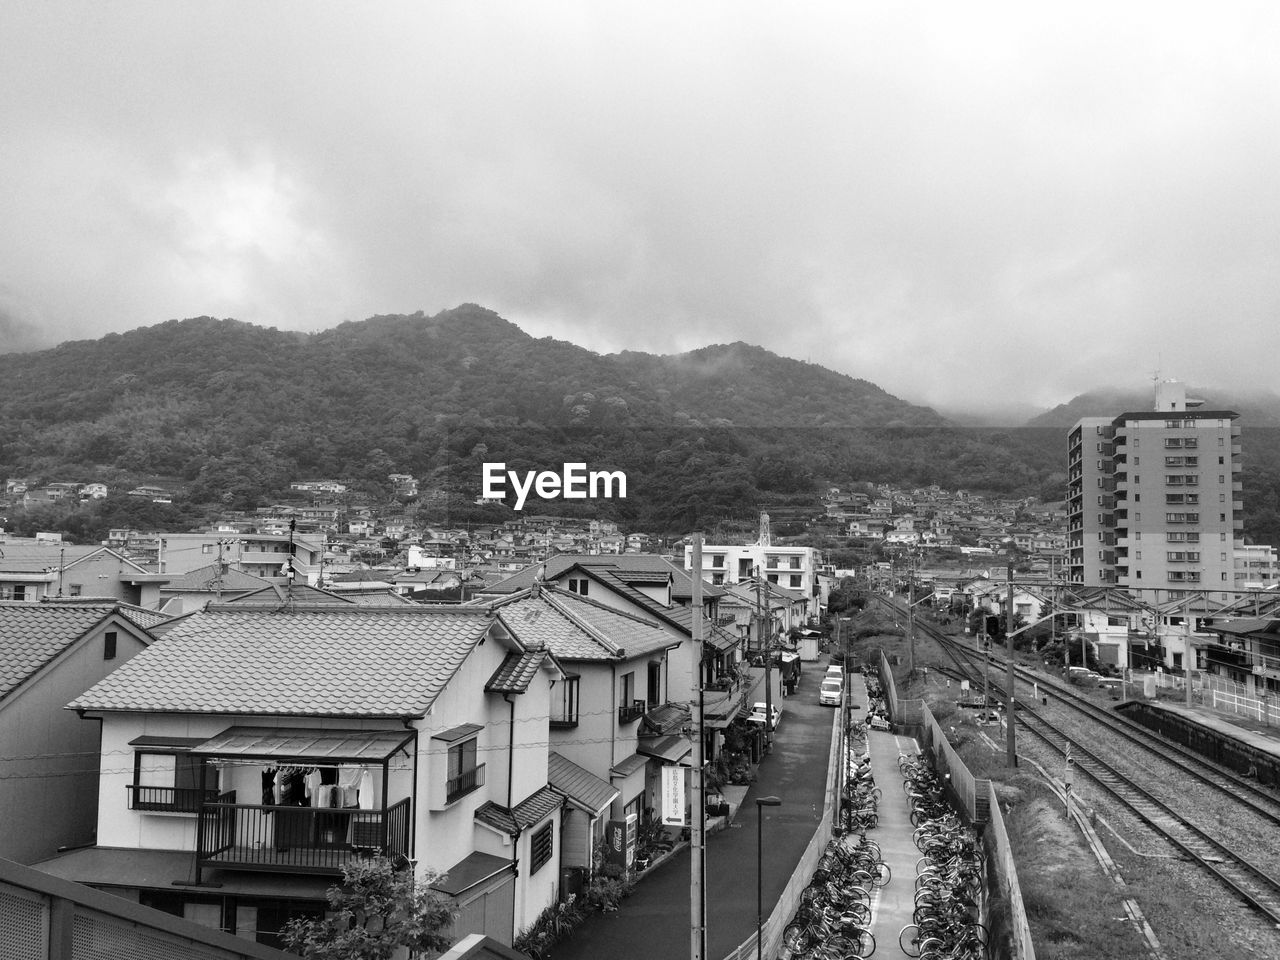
[{"x1": 756, "y1": 796, "x2": 782, "y2": 960}]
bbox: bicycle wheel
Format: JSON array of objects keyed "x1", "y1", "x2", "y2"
[
  {"x1": 852, "y1": 929, "x2": 876, "y2": 958},
  {"x1": 783, "y1": 922, "x2": 809, "y2": 952},
  {"x1": 898, "y1": 924, "x2": 922, "y2": 957},
  {"x1": 825, "y1": 934, "x2": 857, "y2": 959}
]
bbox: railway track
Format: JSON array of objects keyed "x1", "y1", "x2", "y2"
[
  {"x1": 939, "y1": 632, "x2": 1280, "y2": 826},
  {"x1": 873, "y1": 595, "x2": 1280, "y2": 926}
]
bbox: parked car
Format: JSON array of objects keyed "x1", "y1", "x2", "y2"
[
  {"x1": 746, "y1": 701, "x2": 782, "y2": 730},
  {"x1": 819, "y1": 678, "x2": 842, "y2": 706}
]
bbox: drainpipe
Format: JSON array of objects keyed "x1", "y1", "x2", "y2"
[
  {"x1": 503, "y1": 693, "x2": 522, "y2": 939},
  {"x1": 402, "y1": 717, "x2": 418, "y2": 867}
]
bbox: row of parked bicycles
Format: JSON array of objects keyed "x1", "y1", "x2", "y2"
[
  {"x1": 782, "y1": 830, "x2": 886, "y2": 957},
  {"x1": 895, "y1": 754, "x2": 990, "y2": 960},
  {"x1": 780, "y1": 701, "x2": 884, "y2": 959}
]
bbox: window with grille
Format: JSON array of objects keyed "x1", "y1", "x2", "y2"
[{"x1": 530, "y1": 821, "x2": 554, "y2": 874}]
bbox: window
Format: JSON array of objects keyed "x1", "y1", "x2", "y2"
[
  {"x1": 712, "y1": 572, "x2": 724, "y2": 585},
  {"x1": 131, "y1": 750, "x2": 217, "y2": 812},
  {"x1": 0, "y1": 585, "x2": 27, "y2": 601},
  {"x1": 618, "y1": 671, "x2": 643, "y2": 722},
  {"x1": 446, "y1": 738, "x2": 483, "y2": 802},
  {"x1": 104, "y1": 630, "x2": 117, "y2": 661},
  {"x1": 69, "y1": 584, "x2": 82, "y2": 597},
  {"x1": 1135, "y1": 551, "x2": 1142, "y2": 560},
  {"x1": 201, "y1": 544, "x2": 212, "y2": 554},
  {"x1": 647, "y1": 662, "x2": 662, "y2": 707},
  {"x1": 790, "y1": 574, "x2": 802, "y2": 588},
  {"x1": 789, "y1": 557, "x2": 801, "y2": 569},
  {"x1": 530, "y1": 821, "x2": 554, "y2": 874},
  {"x1": 552, "y1": 676, "x2": 580, "y2": 727},
  {"x1": 709, "y1": 554, "x2": 724, "y2": 568}
]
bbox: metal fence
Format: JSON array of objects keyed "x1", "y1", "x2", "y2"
[
  {"x1": 877, "y1": 649, "x2": 899, "y2": 721},
  {"x1": 0, "y1": 857, "x2": 296, "y2": 960},
  {"x1": 910, "y1": 699, "x2": 990, "y2": 824},
  {"x1": 984, "y1": 781, "x2": 1037, "y2": 960},
  {"x1": 1211, "y1": 689, "x2": 1280, "y2": 724}
]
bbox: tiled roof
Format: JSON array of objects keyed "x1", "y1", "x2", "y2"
[
  {"x1": 34, "y1": 598, "x2": 173, "y2": 631},
  {"x1": 476, "y1": 785, "x2": 566, "y2": 836},
  {"x1": 550, "y1": 591, "x2": 677, "y2": 659},
  {"x1": 0, "y1": 603, "x2": 135, "y2": 701},
  {"x1": 485, "y1": 650, "x2": 548, "y2": 693},
  {"x1": 513, "y1": 784, "x2": 564, "y2": 828},
  {"x1": 493, "y1": 589, "x2": 676, "y2": 662},
  {"x1": 0, "y1": 545, "x2": 103, "y2": 573},
  {"x1": 494, "y1": 595, "x2": 612, "y2": 660},
  {"x1": 548, "y1": 751, "x2": 618, "y2": 814},
  {"x1": 162, "y1": 563, "x2": 269, "y2": 593},
  {"x1": 610, "y1": 753, "x2": 648, "y2": 778},
  {"x1": 68, "y1": 604, "x2": 494, "y2": 718},
  {"x1": 474, "y1": 801, "x2": 518, "y2": 836},
  {"x1": 223, "y1": 584, "x2": 355, "y2": 606},
  {"x1": 481, "y1": 554, "x2": 721, "y2": 600}
]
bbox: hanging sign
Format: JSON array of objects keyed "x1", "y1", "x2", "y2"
[{"x1": 661, "y1": 764, "x2": 686, "y2": 826}]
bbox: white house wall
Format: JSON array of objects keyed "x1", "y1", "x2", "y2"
[{"x1": 1, "y1": 620, "x2": 148, "y2": 864}]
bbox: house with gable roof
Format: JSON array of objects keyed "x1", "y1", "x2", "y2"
[
  {"x1": 489, "y1": 584, "x2": 688, "y2": 871},
  {"x1": 0, "y1": 601, "x2": 162, "y2": 864},
  {"x1": 36, "y1": 603, "x2": 566, "y2": 950},
  {"x1": 479, "y1": 555, "x2": 757, "y2": 762},
  {"x1": 0, "y1": 544, "x2": 169, "y2": 606}
]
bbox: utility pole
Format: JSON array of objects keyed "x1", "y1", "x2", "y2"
[
  {"x1": 757, "y1": 570, "x2": 775, "y2": 745},
  {"x1": 1006, "y1": 560, "x2": 1017, "y2": 767},
  {"x1": 906, "y1": 550, "x2": 916, "y2": 676},
  {"x1": 690, "y1": 536, "x2": 706, "y2": 960},
  {"x1": 1184, "y1": 604, "x2": 1194, "y2": 708}
]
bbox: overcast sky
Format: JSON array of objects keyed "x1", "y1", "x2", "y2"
[{"x1": 2, "y1": 3, "x2": 1277, "y2": 419}]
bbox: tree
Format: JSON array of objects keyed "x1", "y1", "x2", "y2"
[{"x1": 280, "y1": 855, "x2": 456, "y2": 960}]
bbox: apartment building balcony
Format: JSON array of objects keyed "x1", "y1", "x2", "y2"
[
  {"x1": 196, "y1": 792, "x2": 411, "y2": 878},
  {"x1": 618, "y1": 699, "x2": 647, "y2": 724},
  {"x1": 701, "y1": 668, "x2": 759, "y2": 729}
]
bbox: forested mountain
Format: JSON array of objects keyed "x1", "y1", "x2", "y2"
[{"x1": 0, "y1": 306, "x2": 1109, "y2": 531}]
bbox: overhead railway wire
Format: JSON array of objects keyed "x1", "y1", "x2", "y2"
[{"x1": 872, "y1": 593, "x2": 1280, "y2": 928}]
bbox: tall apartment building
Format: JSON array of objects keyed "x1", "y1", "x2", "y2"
[{"x1": 1067, "y1": 381, "x2": 1242, "y2": 603}]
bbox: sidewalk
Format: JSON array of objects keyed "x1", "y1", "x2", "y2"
[
  {"x1": 550, "y1": 668, "x2": 837, "y2": 960},
  {"x1": 843, "y1": 676, "x2": 922, "y2": 960}
]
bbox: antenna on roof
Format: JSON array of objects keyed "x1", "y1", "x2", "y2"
[{"x1": 284, "y1": 517, "x2": 297, "y2": 604}]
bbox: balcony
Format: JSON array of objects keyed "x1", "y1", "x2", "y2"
[
  {"x1": 618, "y1": 699, "x2": 647, "y2": 724},
  {"x1": 128, "y1": 784, "x2": 221, "y2": 813},
  {"x1": 446, "y1": 763, "x2": 486, "y2": 803},
  {"x1": 196, "y1": 791, "x2": 411, "y2": 877}
]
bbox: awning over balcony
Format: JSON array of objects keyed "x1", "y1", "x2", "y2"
[
  {"x1": 637, "y1": 734, "x2": 691, "y2": 765},
  {"x1": 190, "y1": 726, "x2": 414, "y2": 763}
]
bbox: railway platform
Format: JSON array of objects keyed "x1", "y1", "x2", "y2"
[
  {"x1": 1142, "y1": 700, "x2": 1280, "y2": 759},
  {"x1": 847, "y1": 677, "x2": 923, "y2": 959}
]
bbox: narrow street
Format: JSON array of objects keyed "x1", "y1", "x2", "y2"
[{"x1": 551, "y1": 667, "x2": 838, "y2": 960}]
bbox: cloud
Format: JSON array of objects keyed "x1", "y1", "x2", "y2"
[{"x1": 1, "y1": 2, "x2": 1278, "y2": 418}]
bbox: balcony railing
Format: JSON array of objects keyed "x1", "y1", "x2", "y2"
[
  {"x1": 128, "y1": 784, "x2": 221, "y2": 813},
  {"x1": 196, "y1": 791, "x2": 411, "y2": 876},
  {"x1": 618, "y1": 699, "x2": 646, "y2": 724},
  {"x1": 445, "y1": 763, "x2": 486, "y2": 803}
]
